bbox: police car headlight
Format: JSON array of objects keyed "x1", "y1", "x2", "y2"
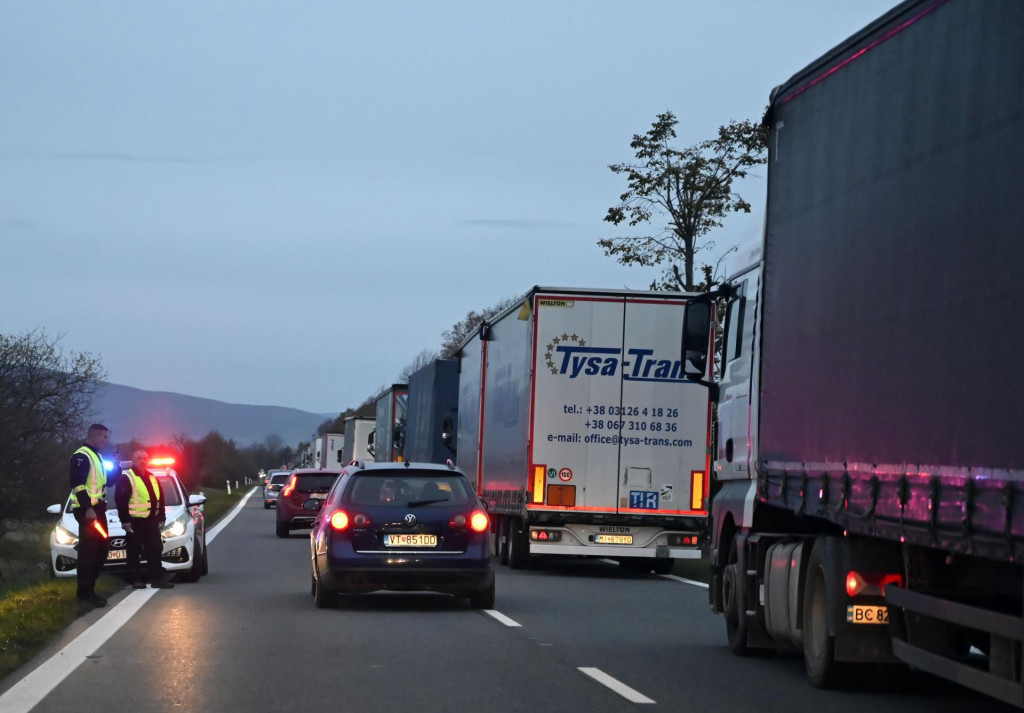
[
  {"x1": 54, "y1": 523, "x2": 78, "y2": 546},
  {"x1": 162, "y1": 514, "x2": 188, "y2": 538}
]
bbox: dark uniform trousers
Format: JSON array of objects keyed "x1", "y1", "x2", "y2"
[
  {"x1": 126, "y1": 516, "x2": 165, "y2": 582},
  {"x1": 73, "y1": 505, "x2": 110, "y2": 598}
]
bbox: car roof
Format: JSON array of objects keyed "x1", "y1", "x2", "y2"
[
  {"x1": 346, "y1": 461, "x2": 465, "y2": 476},
  {"x1": 290, "y1": 469, "x2": 344, "y2": 476}
]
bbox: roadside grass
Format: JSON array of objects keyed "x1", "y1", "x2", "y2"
[{"x1": 0, "y1": 485, "x2": 246, "y2": 683}]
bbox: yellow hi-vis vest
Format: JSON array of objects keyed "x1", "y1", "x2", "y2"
[
  {"x1": 125, "y1": 468, "x2": 161, "y2": 519},
  {"x1": 71, "y1": 446, "x2": 106, "y2": 509}
]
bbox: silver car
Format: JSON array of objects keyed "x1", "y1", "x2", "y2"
[{"x1": 263, "y1": 470, "x2": 291, "y2": 509}]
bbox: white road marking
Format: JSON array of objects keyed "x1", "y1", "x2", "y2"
[
  {"x1": 484, "y1": 609, "x2": 522, "y2": 627},
  {"x1": 0, "y1": 488, "x2": 256, "y2": 713},
  {"x1": 660, "y1": 574, "x2": 709, "y2": 588},
  {"x1": 578, "y1": 667, "x2": 655, "y2": 704}
]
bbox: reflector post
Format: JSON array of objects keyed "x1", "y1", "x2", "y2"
[
  {"x1": 532, "y1": 465, "x2": 545, "y2": 504},
  {"x1": 691, "y1": 471, "x2": 705, "y2": 511}
]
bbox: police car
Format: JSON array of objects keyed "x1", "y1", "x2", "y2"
[{"x1": 47, "y1": 457, "x2": 209, "y2": 582}]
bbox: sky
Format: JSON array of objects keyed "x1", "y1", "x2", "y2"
[{"x1": 1, "y1": 0, "x2": 897, "y2": 415}]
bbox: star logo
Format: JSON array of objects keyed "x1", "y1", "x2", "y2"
[{"x1": 545, "y1": 334, "x2": 586, "y2": 374}]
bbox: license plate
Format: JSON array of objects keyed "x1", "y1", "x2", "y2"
[
  {"x1": 847, "y1": 604, "x2": 889, "y2": 625},
  {"x1": 595, "y1": 534, "x2": 633, "y2": 545},
  {"x1": 107, "y1": 550, "x2": 126, "y2": 561},
  {"x1": 310, "y1": 492, "x2": 327, "y2": 499},
  {"x1": 385, "y1": 534, "x2": 437, "y2": 547}
]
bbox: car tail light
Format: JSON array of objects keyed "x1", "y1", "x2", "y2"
[
  {"x1": 845, "y1": 570, "x2": 903, "y2": 597},
  {"x1": 330, "y1": 510, "x2": 350, "y2": 531},
  {"x1": 449, "y1": 511, "x2": 490, "y2": 532},
  {"x1": 282, "y1": 475, "x2": 298, "y2": 497},
  {"x1": 469, "y1": 510, "x2": 489, "y2": 533}
]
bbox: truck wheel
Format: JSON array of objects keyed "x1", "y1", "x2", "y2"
[
  {"x1": 498, "y1": 517, "x2": 510, "y2": 566},
  {"x1": 723, "y1": 539, "x2": 749, "y2": 654},
  {"x1": 507, "y1": 517, "x2": 530, "y2": 570},
  {"x1": 803, "y1": 542, "x2": 843, "y2": 687}
]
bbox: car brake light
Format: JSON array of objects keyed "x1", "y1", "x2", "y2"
[
  {"x1": 282, "y1": 475, "x2": 297, "y2": 497},
  {"x1": 150, "y1": 456, "x2": 176, "y2": 467},
  {"x1": 845, "y1": 570, "x2": 903, "y2": 597},
  {"x1": 470, "y1": 510, "x2": 489, "y2": 533},
  {"x1": 330, "y1": 510, "x2": 350, "y2": 530}
]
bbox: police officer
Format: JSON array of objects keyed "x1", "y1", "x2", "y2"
[
  {"x1": 115, "y1": 449, "x2": 174, "y2": 590},
  {"x1": 69, "y1": 423, "x2": 112, "y2": 607}
]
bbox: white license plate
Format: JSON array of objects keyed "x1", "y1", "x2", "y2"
[
  {"x1": 310, "y1": 492, "x2": 327, "y2": 499},
  {"x1": 107, "y1": 550, "x2": 126, "y2": 561},
  {"x1": 596, "y1": 534, "x2": 633, "y2": 545},
  {"x1": 847, "y1": 605, "x2": 889, "y2": 625},
  {"x1": 385, "y1": 534, "x2": 437, "y2": 547}
]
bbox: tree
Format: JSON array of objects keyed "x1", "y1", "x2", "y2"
[
  {"x1": 600, "y1": 112, "x2": 767, "y2": 291},
  {"x1": 0, "y1": 331, "x2": 105, "y2": 537},
  {"x1": 439, "y1": 296, "x2": 518, "y2": 359},
  {"x1": 398, "y1": 348, "x2": 439, "y2": 383}
]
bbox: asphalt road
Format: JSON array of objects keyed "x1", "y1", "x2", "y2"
[{"x1": 10, "y1": 494, "x2": 1020, "y2": 712}]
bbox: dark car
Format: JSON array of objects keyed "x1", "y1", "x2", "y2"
[
  {"x1": 309, "y1": 461, "x2": 494, "y2": 609},
  {"x1": 275, "y1": 469, "x2": 341, "y2": 537}
]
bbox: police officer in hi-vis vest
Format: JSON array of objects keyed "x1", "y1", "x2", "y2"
[
  {"x1": 69, "y1": 423, "x2": 112, "y2": 607},
  {"x1": 115, "y1": 449, "x2": 175, "y2": 589}
]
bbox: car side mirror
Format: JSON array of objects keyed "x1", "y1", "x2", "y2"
[
  {"x1": 681, "y1": 300, "x2": 712, "y2": 378},
  {"x1": 46, "y1": 504, "x2": 61, "y2": 515},
  {"x1": 189, "y1": 494, "x2": 207, "y2": 506}
]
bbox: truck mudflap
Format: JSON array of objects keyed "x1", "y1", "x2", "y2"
[
  {"x1": 526, "y1": 522, "x2": 702, "y2": 559},
  {"x1": 887, "y1": 586, "x2": 1024, "y2": 707}
]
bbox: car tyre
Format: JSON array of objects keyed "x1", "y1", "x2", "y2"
[
  {"x1": 264, "y1": 502, "x2": 270, "y2": 510},
  {"x1": 469, "y1": 577, "x2": 496, "y2": 609},
  {"x1": 179, "y1": 537, "x2": 203, "y2": 583},
  {"x1": 276, "y1": 520, "x2": 289, "y2": 538},
  {"x1": 313, "y1": 569, "x2": 336, "y2": 609},
  {"x1": 200, "y1": 541, "x2": 209, "y2": 576}
]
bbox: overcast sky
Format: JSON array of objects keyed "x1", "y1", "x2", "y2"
[{"x1": 1, "y1": 1, "x2": 896, "y2": 415}]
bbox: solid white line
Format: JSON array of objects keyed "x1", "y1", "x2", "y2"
[
  {"x1": 0, "y1": 487, "x2": 255, "y2": 713},
  {"x1": 0, "y1": 588, "x2": 158, "y2": 713},
  {"x1": 206, "y1": 487, "x2": 256, "y2": 543},
  {"x1": 483, "y1": 609, "x2": 522, "y2": 627},
  {"x1": 661, "y1": 574, "x2": 709, "y2": 588},
  {"x1": 578, "y1": 667, "x2": 655, "y2": 704}
]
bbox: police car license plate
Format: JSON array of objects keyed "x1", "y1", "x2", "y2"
[
  {"x1": 595, "y1": 534, "x2": 633, "y2": 545},
  {"x1": 385, "y1": 534, "x2": 437, "y2": 547},
  {"x1": 107, "y1": 550, "x2": 126, "y2": 561},
  {"x1": 847, "y1": 605, "x2": 889, "y2": 625}
]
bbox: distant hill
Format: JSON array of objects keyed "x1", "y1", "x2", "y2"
[{"x1": 91, "y1": 383, "x2": 330, "y2": 447}]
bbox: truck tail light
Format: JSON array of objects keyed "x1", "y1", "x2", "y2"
[
  {"x1": 532, "y1": 465, "x2": 545, "y2": 504},
  {"x1": 690, "y1": 470, "x2": 705, "y2": 511},
  {"x1": 845, "y1": 570, "x2": 903, "y2": 597}
]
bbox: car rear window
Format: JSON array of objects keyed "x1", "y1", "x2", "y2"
[
  {"x1": 346, "y1": 473, "x2": 473, "y2": 507},
  {"x1": 292, "y1": 474, "x2": 339, "y2": 493},
  {"x1": 270, "y1": 473, "x2": 291, "y2": 485}
]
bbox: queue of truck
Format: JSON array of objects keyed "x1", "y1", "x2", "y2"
[{"x1": 295, "y1": 0, "x2": 1023, "y2": 704}]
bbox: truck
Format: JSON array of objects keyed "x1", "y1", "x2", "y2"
[
  {"x1": 680, "y1": 0, "x2": 1024, "y2": 704},
  {"x1": 313, "y1": 433, "x2": 346, "y2": 470},
  {"x1": 341, "y1": 416, "x2": 375, "y2": 465},
  {"x1": 456, "y1": 286, "x2": 713, "y2": 571},
  {"x1": 404, "y1": 359, "x2": 459, "y2": 464},
  {"x1": 372, "y1": 384, "x2": 408, "y2": 462}
]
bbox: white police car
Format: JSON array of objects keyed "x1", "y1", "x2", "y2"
[{"x1": 47, "y1": 457, "x2": 209, "y2": 582}]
